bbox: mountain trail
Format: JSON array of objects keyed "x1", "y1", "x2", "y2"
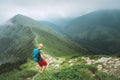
[
  {"x1": 31, "y1": 53, "x2": 120, "y2": 80},
  {"x1": 32, "y1": 54, "x2": 65, "y2": 80},
  {"x1": 32, "y1": 73, "x2": 39, "y2": 80},
  {"x1": 30, "y1": 27, "x2": 38, "y2": 44}
]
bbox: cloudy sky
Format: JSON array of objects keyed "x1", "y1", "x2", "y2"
[{"x1": 0, "y1": 0, "x2": 120, "y2": 24}]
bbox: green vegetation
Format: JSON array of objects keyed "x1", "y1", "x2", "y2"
[
  {"x1": 0, "y1": 12, "x2": 120, "y2": 80},
  {"x1": 0, "y1": 59, "x2": 37, "y2": 80},
  {"x1": 62, "y1": 10, "x2": 120, "y2": 56},
  {"x1": 0, "y1": 14, "x2": 85, "y2": 74},
  {"x1": 31, "y1": 26, "x2": 84, "y2": 57},
  {"x1": 0, "y1": 22, "x2": 35, "y2": 73},
  {"x1": 85, "y1": 55, "x2": 110, "y2": 59},
  {"x1": 0, "y1": 14, "x2": 86, "y2": 78},
  {"x1": 0, "y1": 56, "x2": 119, "y2": 80},
  {"x1": 35, "y1": 64, "x2": 119, "y2": 80},
  {"x1": 95, "y1": 72, "x2": 119, "y2": 80}
]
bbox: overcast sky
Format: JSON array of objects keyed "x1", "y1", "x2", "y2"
[{"x1": 0, "y1": 0, "x2": 120, "y2": 24}]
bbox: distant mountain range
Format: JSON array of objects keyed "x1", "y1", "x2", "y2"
[{"x1": 62, "y1": 10, "x2": 120, "y2": 55}]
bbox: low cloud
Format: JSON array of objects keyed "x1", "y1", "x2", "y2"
[{"x1": 0, "y1": 0, "x2": 120, "y2": 24}]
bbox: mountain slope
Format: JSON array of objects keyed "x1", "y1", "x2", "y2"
[
  {"x1": 63, "y1": 10, "x2": 120, "y2": 55},
  {"x1": 12, "y1": 14, "x2": 87, "y2": 56},
  {"x1": 0, "y1": 14, "x2": 87, "y2": 73},
  {"x1": 0, "y1": 14, "x2": 120, "y2": 80},
  {"x1": 0, "y1": 54, "x2": 119, "y2": 80},
  {"x1": 39, "y1": 21, "x2": 63, "y2": 33},
  {"x1": 0, "y1": 21, "x2": 35, "y2": 73},
  {"x1": 0, "y1": 21, "x2": 35, "y2": 65}
]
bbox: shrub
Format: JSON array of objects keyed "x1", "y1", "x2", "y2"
[
  {"x1": 73, "y1": 64, "x2": 98, "y2": 74},
  {"x1": 95, "y1": 72, "x2": 120, "y2": 80},
  {"x1": 36, "y1": 64, "x2": 96, "y2": 80}
]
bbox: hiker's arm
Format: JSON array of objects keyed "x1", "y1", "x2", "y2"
[{"x1": 40, "y1": 53, "x2": 45, "y2": 60}]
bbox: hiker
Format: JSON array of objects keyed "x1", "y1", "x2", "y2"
[{"x1": 33, "y1": 44, "x2": 47, "y2": 73}]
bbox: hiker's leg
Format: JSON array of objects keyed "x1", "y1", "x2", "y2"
[
  {"x1": 39, "y1": 60, "x2": 47, "y2": 73},
  {"x1": 36, "y1": 63, "x2": 39, "y2": 69},
  {"x1": 42, "y1": 66, "x2": 47, "y2": 72},
  {"x1": 38, "y1": 61, "x2": 43, "y2": 73},
  {"x1": 40, "y1": 67, "x2": 43, "y2": 73},
  {"x1": 42, "y1": 60, "x2": 47, "y2": 72}
]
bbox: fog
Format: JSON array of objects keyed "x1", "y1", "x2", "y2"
[{"x1": 0, "y1": 0, "x2": 120, "y2": 24}]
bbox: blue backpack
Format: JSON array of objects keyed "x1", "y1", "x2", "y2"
[{"x1": 33, "y1": 48, "x2": 40, "y2": 62}]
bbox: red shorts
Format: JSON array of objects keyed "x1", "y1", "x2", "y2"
[{"x1": 38, "y1": 60, "x2": 47, "y2": 67}]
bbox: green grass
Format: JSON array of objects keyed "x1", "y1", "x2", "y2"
[
  {"x1": 0, "y1": 15, "x2": 119, "y2": 80},
  {"x1": 85, "y1": 55, "x2": 110, "y2": 60},
  {"x1": 95, "y1": 72, "x2": 119, "y2": 80},
  {"x1": 35, "y1": 64, "x2": 119, "y2": 80},
  {"x1": 31, "y1": 27, "x2": 83, "y2": 57},
  {"x1": 0, "y1": 57, "x2": 119, "y2": 80},
  {"x1": 0, "y1": 59, "x2": 38, "y2": 80},
  {"x1": 35, "y1": 64, "x2": 95, "y2": 80}
]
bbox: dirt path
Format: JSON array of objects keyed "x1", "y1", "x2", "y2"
[
  {"x1": 32, "y1": 53, "x2": 65, "y2": 80},
  {"x1": 32, "y1": 73, "x2": 39, "y2": 80},
  {"x1": 30, "y1": 27, "x2": 65, "y2": 80},
  {"x1": 30, "y1": 27, "x2": 38, "y2": 44}
]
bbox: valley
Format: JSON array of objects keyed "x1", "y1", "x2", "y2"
[{"x1": 0, "y1": 10, "x2": 120, "y2": 80}]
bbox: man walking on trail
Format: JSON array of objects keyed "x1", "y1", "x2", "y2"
[{"x1": 33, "y1": 44, "x2": 48, "y2": 73}]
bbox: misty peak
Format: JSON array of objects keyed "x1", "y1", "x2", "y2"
[
  {"x1": 10, "y1": 14, "x2": 36, "y2": 25},
  {"x1": 11, "y1": 14, "x2": 30, "y2": 21},
  {"x1": 15, "y1": 14, "x2": 24, "y2": 17}
]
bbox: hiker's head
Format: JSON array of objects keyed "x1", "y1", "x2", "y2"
[{"x1": 38, "y1": 44, "x2": 43, "y2": 49}]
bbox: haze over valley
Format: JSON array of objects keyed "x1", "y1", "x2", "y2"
[{"x1": 0, "y1": 0, "x2": 120, "y2": 80}]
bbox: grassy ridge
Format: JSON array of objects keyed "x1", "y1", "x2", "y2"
[{"x1": 31, "y1": 26, "x2": 84, "y2": 57}]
